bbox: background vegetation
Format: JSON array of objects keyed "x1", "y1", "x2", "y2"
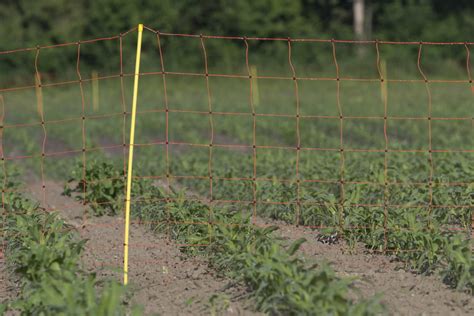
[{"x1": 1, "y1": 0, "x2": 474, "y2": 78}]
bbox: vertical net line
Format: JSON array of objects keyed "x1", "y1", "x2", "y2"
[
  {"x1": 76, "y1": 42, "x2": 88, "y2": 227},
  {"x1": 0, "y1": 95, "x2": 5, "y2": 256},
  {"x1": 156, "y1": 31, "x2": 172, "y2": 240},
  {"x1": 332, "y1": 40, "x2": 345, "y2": 234},
  {"x1": 376, "y1": 41, "x2": 390, "y2": 252},
  {"x1": 287, "y1": 38, "x2": 302, "y2": 226},
  {"x1": 200, "y1": 35, "x2": 214, "y2": 243},
  {"x1": 244, "y1": 38, "x2": 258, "y2": 225},
  {"x1": 465, "y1": 43, "x2": 473, "y2": 132},
  {"x1": 465, "y1": 43, "x2": 473, "y2": 238},
  {"x1": 416, "y1": 43, "x2": 434, "y2": 224},
  {"x1": 34, "y1": 47, "x2": 47, "y2": 208},
  {"x1": 466, "y1": 44, "x2": 472, "y2": 84},
  {"x1": 119, "y1": 34, "x2": 128, "y2": 200}
]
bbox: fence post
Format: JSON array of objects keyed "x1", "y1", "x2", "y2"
[
  {"x1": 91, "y1": 70, "x2": 99, "y2": 112},
  {"x1": 123, "y1": 23, "x2": 143, "y2": 285},
  {"x1": 250, "y1": 65, "x2": 260, "y2": 106}
]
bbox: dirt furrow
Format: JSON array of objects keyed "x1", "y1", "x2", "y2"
[{"x1": 27, "y1": 181, "x2": 255, "y2": 315}]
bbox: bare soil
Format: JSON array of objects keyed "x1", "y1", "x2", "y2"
[
  {"x1": 255, "y1": 217, "x2": 474, "y2": 316},
  {"x1": 2, "y1": 180, "x2": 472, "y2": 315},
  {"x1": 0, "y1": 252, "x2": 15, "y2": 305}
]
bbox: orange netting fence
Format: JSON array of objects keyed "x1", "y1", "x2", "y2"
[{"x1": 0, "y1": 25, "x2": 472, "y2": 283}]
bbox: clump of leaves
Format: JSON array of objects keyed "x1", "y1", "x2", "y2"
[
  {"x1": 63, "y1": 160, "x2": 124, "y2": 216},
  {"x1": 1, "y1": 192, "x2": 142, "y2": 315},
  {"x1": 207, "y1": 217, "x2": 384, "y2": 315},
  {"x1": 344, "y1": 203, "x2": 473, "y2": 292},
  {"x1": 442, "y1": 234, "x2": 473, "y2": 293},
  {"x1": 129, "y1": 183, "x2": 385, "y2": 315},
  {"x1": 63, "y1": 160, "x2": 150, "y2": 216}
]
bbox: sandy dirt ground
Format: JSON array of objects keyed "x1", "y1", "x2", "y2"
[
  {"x1": 0, "y1": 252, "x2": 14, "y2": 306},
  {"x1": 1, "y1": 180, "x2": 472, "y2": 315}
]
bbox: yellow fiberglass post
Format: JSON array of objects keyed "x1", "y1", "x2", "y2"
[{"x1": 123, "y1": 23, "x2": 143, "y2": 285}]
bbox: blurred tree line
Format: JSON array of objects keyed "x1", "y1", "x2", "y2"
[{"x1": 1, "y1": 0, "x2": 473, "y2": 79}]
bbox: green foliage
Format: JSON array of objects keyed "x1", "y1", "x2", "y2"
[
  {"x1": 9, "y1": 276, "x2": 142, "y2": 316},
  {"x1": 6, "y1": 211, "x2": 86, "y2": 284},
  {"x1": 63, "y1": 160, "x2": 125, "y2": 216},
  {"x1": 1, "y1": 190, "x2": 141, "y2": 315},
  {"x1": 209, "y1": 221, "x2": 383, "y2": 315},
  {"x1": 1, "y1": 0, "x2": 473, "y2": 79},
  {"x1": 442, "y1": 234, "x2": 473, "y2": 292},
  {"x1": 63, "y1": 159, "x2": 150, "y2": 216},
  {"x1": 66, "y1": 160, "x2": 384, "y2": 314},
  {"x1": 154, "y1": 147, "x2": 473, "y2": 292},
  {"x1": 344, "y1": 205, "x2": 473, "y2": 292}
]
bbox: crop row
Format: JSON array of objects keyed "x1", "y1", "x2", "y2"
[
  {"x1": 64, "y1": 160, "x2": 384, "y2": 315},
  {"x1": 65, "y1": 158, "x2": 473, "y2": 296},
  {"x1": 0, "y1": 177, "x2": 142, "y2": 315},
  {"x1": 166, "y1": 151, "x2": 473, "y2": 292}
]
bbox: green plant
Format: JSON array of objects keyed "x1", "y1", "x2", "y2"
[
  {"x1": 65, "y1": 160, "x2": 384, "y2": 314},
  {"x1": 63, "y1": 159, "x2": 151, "y2": 216},
  {"x1": 442, "y1": 234, "x2": 473, "y2": 293},
  {"x1": 208, "y1": 219, "x2": 384, "y2": 315},
  {"x1": 1, "y1": 191, "x2": 142, "y2": 315},
  {"x1": 63, "y1": 160, "x2": 125, "y2": 216},
  {"x1": 9, "y1": 276, "x2": 142, "y2": 316}
]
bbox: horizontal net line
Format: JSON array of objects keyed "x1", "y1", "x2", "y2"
[
  {"x1": 136, "y1": 174, "x2": 474, "y2": 187},
  {"x1": 1, "y1": 70, "x2": 472, "y2": 93},
  {"x1": 1, "y1": 25, "x2": 471, "y2": 57},
  {"x1": 140, "y1": 70, "x2": 473, "y2": 84},
  {"x1": 3, "y1": 112, "x2": 125, "y2": 129},
  {"x1": 0, "y1": 73, "x2": 126, "y2": 93},
  {"x1": 0, "y1": 28, "x2": 137, "y2": 55},
  {"x1": 2, "y1": 108, "x2": 471, "y2": 130},
  {"x1": 3, "y1": 141, "x2": 471, "y2": 161},
  {"x1": 4, "y1": 174, "x2": 470, "y2": 195},
  {"x1": 133, "y1": 140, "x2": 473, "y2": 154},
  {"x1": 129, "y1": 107, "x2": 473, "y2": 121},
  {"x1": 146, "y1": 26, "x2": 474, "y2": 45},
  {"x1": 3, "y1": 144, "x2": 124, "y2": 160}
]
